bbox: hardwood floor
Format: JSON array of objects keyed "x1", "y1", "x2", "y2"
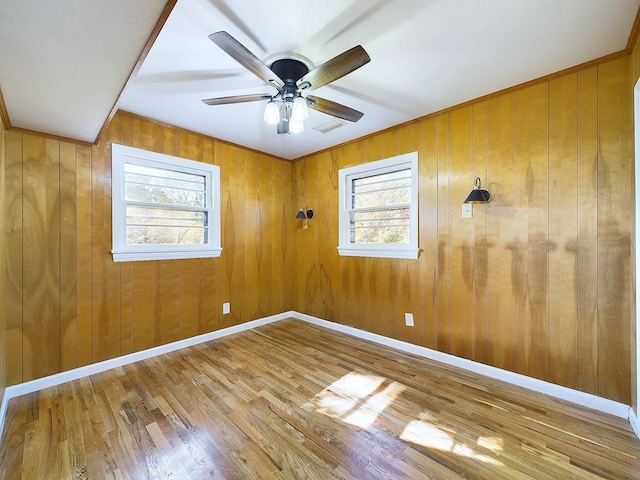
[{"x1": 1, "y1": 319, "x2": 639, "y2": 479}]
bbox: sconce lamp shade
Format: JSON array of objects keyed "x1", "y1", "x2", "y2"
[
  {"x1": 464, "y1": 177, "x2": 490, "y2": 204},
  {"x1": 296, "y1": 204, "x2": 314, "y2": 229}
]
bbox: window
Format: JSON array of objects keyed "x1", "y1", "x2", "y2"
[
  {"x1": 111, "y1": 144, "x2": 221, "y2": 262},
  {"x1": 338, "y1": 152, "x2": 419, "y2": 259}
]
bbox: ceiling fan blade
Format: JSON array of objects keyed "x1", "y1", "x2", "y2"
[
  {"x1": 307, "y1": 95, "x2": 364, "y2": 122},
  {"x1": 209, "y1": 31, "x2": 285, "y2": 89},
  {"x1": 297, "y1": 45, "x2": 370, "y2": 92},
  {"x1": 202, "y1": 94, "x2": 271, "y2": 106}
]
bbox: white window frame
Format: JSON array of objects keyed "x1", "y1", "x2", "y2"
[
  {"x1": 111, "y1": 144, "x2": 222, "y2": 262},
  {"x1": 338, "y1": 151, "x2": 419, "y2": 259}
]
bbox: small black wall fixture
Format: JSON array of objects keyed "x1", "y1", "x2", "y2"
[
  {"x1": 295, "y1": 204, "x2": 314, "y2": 229},
  {"x1": 464, "y1": 177, "x2": 490, "y2": 204}
]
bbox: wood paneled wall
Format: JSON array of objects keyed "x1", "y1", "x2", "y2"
[
  {"x1": 4, "y1": 111, "x2": 293, "y2": 385},
  {"x1": 292, "y1": 55, "x2": 634, "y2": 404},
  {"x1": 631, "y1": 33, "x2": 640, "y2": 414},
  {"x1": 0, "y1": 117, "x2": 7, "y2": 402}
]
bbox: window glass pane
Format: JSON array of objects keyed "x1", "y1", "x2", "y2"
[
  {"x1": 352, "y1": 185, "x2": 410, "y2": 208},
  {"x1": 353, "y1": 169, "x2": 410, "y2": 188},
  {"x1": 351, "y1": 169, "x2": 411, "y2": 209},
  {"x1": 125, "y1": 164, "x2": 206, "y2": 207},
  {"x1": 349, "y1": 226, "x2": 409, "y2": 244},
  {"x1": 349, "y1": 207, "x2": 410, "y2": 244},
  {"x1": 127, "y1": 226, "x2": 206, "y2": 245},
  {"x1": 126, "y1": 206, "x2": 207, "y2": 245}
]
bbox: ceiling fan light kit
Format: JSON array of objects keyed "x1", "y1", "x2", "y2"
[
  {"x1": 202, "y1": 31, "x2": 370, "y2": 135},
  {"x1": 263, "y1": 100, "x2": 279, "y2": 125}
]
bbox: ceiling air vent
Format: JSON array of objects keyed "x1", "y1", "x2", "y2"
[{"x1": 313, "y1": 118, "x2": 347, "y2": 134}]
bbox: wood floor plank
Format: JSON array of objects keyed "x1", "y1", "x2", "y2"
[{"x1": 1, "y1": 319, "x2": 639, "y2": 479}]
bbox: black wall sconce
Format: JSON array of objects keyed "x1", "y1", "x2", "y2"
[
  {"x1": 464, "y1": 177, "x2": 490, "y2": 204},
  {"x1": 295, "y1": 204, "x2": 314, "y2": 229}
]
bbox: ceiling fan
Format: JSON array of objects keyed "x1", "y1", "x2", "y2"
[{"x1": 202, "y1": 31, "x2": 370, "y2": 134}]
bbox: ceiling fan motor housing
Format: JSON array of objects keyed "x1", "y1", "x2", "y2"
[{"x1": 270, "y1": 59, "x2": 309, "y2": 100}]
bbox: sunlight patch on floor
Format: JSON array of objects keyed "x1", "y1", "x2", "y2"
[
  {"x1": 400, "y1": 419, "x2": 504, "y2": 466},
  {"x1": 344, "y1": 382, "x2": 405, "y2": 428},
  {"x1": 305, "y1": 371, "x2": 505, "y2": 467},
  {"x1": 303, "y1": 372, "x2": 390, "y2": 425}
]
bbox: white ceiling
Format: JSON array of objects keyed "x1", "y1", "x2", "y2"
[
  {"x1": 0, "y1": 0, "x2": 168, "y2": 143},
  {"x1": 1, "y1": 1, "x2": 639, "y2": 160}
]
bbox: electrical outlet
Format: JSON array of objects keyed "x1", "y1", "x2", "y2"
[
  {"x1": 462, "y1": 203, "x2": 472, "y2": 218},
  {"x1": 405, "y1": 313, "x2": 414, "y2": 327},
  {"x1": 223, "y1": 302, "x2": 230, "y2": 315}
]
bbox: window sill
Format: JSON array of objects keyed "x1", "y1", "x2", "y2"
[
  {"x1": 112, "y1": 248, "x2": 222, "y2": 263},
  {"x1": 337, "y1": 246, "x2": 419, "y2": 260}
]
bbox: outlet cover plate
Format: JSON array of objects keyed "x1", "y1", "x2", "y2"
[{"x1": 462, "y1": 203, "x2": 473, "y2": 218}]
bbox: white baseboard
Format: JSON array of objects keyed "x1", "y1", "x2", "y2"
[
  {"x1": 0, "y1": 310, "x2": 635, "y2": 440},
  {"x1": 630, "y1": 407, "x2": 639, "y2": 437},
  {"x1": 291, "y1": 312, "x2": 632, "y2": 420}
]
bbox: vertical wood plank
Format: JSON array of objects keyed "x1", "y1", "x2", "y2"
[
  {"x1": 5, "y1": 131, "x2": 22, "y2": 385},
  {"x1": 576, "y1": 67, "x2": 599, "y2": 395},
  {"x1": 319, "y1": 151, "x2": 339, "y2": 322},
  {"x1": 59, "y1": 142, "x2": 78, "y2": 372},
  {"x1": 281, "y1": 159, "x2": 293, "y2": 312},
  {"x1": 178, "y1": 259, "x2": 194, "y2": 339},
  {"x1": 0, "y1": 120, "x2": 5, "y2": 395},
  {"x1": 76, "y1": 145, "x2": 93, "y2": 367},
  {"x1": 548, "y1": 74, "x2": 579, "y2": 389},
  {"x1": 258, "y1": 154, "x2": 273, "y2": 318},
  {"x1": 157, "y1": 261, "x2": 179, "y2": 344},
  {"x1": 221, "y1": 143, "x2": 245, "y2": 327},
  {"x1": 244, "y1": 150, "x2": 261, "y2": 320},
  {"x1": 472, "y1": 103, "x2": 489, "y2": 363},
  {"x1": 514, "y1": 83, "x2": 550, "y2": 382},
  {"x1": 269, "y1": 158, "x2": 286, "y2": 315},
  {"x1": 486, "y1": 93, "x2": 517, "y2": 372},
  {"x1": 448, "y1": 106, "x2": 474, "y2": 359},
  {"x1": 436, "y1": 115, "x2": 451, "y2": 353},
  {"x1": 419, "y1": 118, "x2": 438, "y2": 350},
  {"x1": 597, "y1": 57, "x2": 633, "y2": 403}
]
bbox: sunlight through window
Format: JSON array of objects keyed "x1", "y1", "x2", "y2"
[
  {"x1": 304, "y1": 372, "x2": 386, "y2": 420},
  {"x1": 331, "y1": 372, "x2": 385, "y2": 397},
  {"x1": 400, "y1": 420, "x2": 504, "y2": 466},
  {"x1": 401, "y1": 420, "x2": 455, "y2": 450},
  {"x1": 344, "y1": 382, "x2": 405, "y2": 428}
]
